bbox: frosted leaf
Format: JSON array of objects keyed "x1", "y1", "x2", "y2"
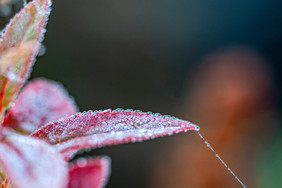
[
  {"x1": 30, "y1": 109, "x2": 199, "y2": 160},
  {"x1": 0, "y1": 129, "x2": 67, "y2": 188},
  {"x1": 0, "y1": 0, "x2": 51, "y2": 117},
  {"x1": 2, "y1": 78, "x2": 78, "y2": 134},
  {"x1": 68, "y1": 157, "x2": 111, "y2": 188}
]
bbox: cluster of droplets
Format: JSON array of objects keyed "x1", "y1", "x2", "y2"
[
  {"x1": 29, "y1": 108, "x2": 200, "y2": 160},
  {"x1": 34, "y1": 108, "x2": 199, "y2": 144}
]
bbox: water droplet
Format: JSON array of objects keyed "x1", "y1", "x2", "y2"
[
  {"x1": 37, "y1": 44, "x2": 46, "y2": 56},
  {"x1": 139, "y1": 129, "x2": 146, "y2": 133},
  {"x1": 76, "y1": 157, "x2": 87, "y2": 168},
  {"x1": 6, "y1": 71, "x2": 20, "y2": 82},
  {"x1": 115, "y1": 108, "x2": 123, "y2": 111}
]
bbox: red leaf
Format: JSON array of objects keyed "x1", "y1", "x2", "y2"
[
  {"x1": 0, "y1": 129, "x2": 67, "y2": 188},
  {"x1": 2, "y1": 78, "x2": 78, "y2": 134},
  {"x1": 68, "y1": 157, "x2": 111, "y2": 188},
  {"x1": 0, "y1": 179, "x2": 10, "y2": 188},
  {"x1": 0, "y1": 0, "x2": 51, "y2": 116},
  {"x1": 31, "y1": 109, "x2": 199, "y2": 159}
]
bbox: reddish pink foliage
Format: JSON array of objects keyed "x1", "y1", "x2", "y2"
[
  {"x1": 0, "y1": 129, "x2": 67, "y2": 188},
  {"x1": 68, "y1": 157, "x2": 111, "y2": 188},
  {"x1": 0, "y1": 179, "x2": 10, "y2": 188},
  {"x1": 0, "y1": 0, "x2": 51, "y2": 113},
  {"x1": 2, "y1": 78, "x2": 78, "y2": 134},
  {"x1": 31, "y1": 109, "x2": 199, "y2": 159},
  {"x1": 0, "y1": 0, "x2": 201, "y2": 187}
]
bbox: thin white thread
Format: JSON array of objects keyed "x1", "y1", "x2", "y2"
[{"x1": 197, "y1": 132, "x2": 246, "y2": 188}]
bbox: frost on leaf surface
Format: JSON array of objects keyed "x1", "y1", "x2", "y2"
[
  {"x1": 0, "y1": 129, "x2": 67, "y2": 188},
  {"x1": 68, "y1": 157, "x2": 111, "y2": 188},
  {"x1": 0, "y1": 0, "x2": 51, "y2": 116},
  {"x1": 31, "y1": 109, "x2": 199, "y2": 160},
  {"x1": 2, "y1": 78, "x2": 78, "y2": 134}
]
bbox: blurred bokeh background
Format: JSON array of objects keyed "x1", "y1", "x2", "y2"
[{"x1": 1, "y1": 0, "x2": 282, "y2": 187}]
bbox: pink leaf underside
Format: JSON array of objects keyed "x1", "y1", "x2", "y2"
[
  {"x1": 2, "y1": 78, "x2": 78, "y2": 134},
  {"x1": 0, "y1": 129, "x2": 67, "y2": 188},
  {"x1": 31, "y1": 109, "x2": 200, "y2": 160},
  {"x1": 0, "y1": 0, "x2": 51, "y2": 114},
  {"x1": 68, "y1": 157, "x2": 111, "y2": 188}
]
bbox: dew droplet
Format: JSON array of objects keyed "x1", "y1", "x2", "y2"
[
  {"x1": 76, "y1": 157, "x2": 87, "y2": 168},
  {"x1": 37, "y1": 43, "x2": 46, "y2": 56},
  {"x1": 139, "y1": 129, "x2": 146, "y2": 133}
]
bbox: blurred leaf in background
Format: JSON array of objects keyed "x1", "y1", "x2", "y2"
[
  {"x1": 149, "y1": 46, "x2": 277, "y2": 188},
  {"x1": 256, "y1": 137, "x2": 282, "y2": 188}
]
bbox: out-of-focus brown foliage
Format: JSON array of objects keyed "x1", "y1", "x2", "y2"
[
  {"x1": 0, "y1": 0, "x2": 20, "y2": 17},
  {"x1": 149, "y1": 46, "x2": 276, "y2": 188},
  {"x1": 0, "y1": 0, "x2": 15, "y2": 6}
]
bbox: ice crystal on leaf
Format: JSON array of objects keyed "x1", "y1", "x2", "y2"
[{"x1": 0, "y1": 0, "x2": 199, "y2": 187}]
